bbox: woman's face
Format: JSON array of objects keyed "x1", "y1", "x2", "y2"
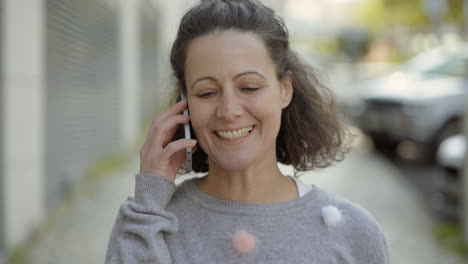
[{"x1": 185, "y1": 31, "x2": 292, "y2": 171}]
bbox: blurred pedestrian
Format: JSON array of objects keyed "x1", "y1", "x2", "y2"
[{"x1": 105, "y1": 0, "x2": 389, "y2": 263}]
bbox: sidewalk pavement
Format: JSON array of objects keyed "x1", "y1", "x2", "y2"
[{"x1": 25, "y1": 140, "x2": 466, "y2": 264}]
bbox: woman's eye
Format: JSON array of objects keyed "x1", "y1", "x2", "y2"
[
  {"x1": 242, "y1": 87, "x2": 259, "y2": 92},
  {"x1": 197, "y1": 92, "x2": 216, "y2": 98}
]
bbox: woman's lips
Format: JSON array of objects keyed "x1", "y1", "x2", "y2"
[{"x1": 213, "y1": 125, "x2": 255, "y2": 142}]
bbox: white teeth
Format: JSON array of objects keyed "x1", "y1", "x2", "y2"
[{"x1": 216, "y1": 126, "x2": 253, "y2": 140}]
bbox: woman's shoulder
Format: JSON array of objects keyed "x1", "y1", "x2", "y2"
[
  {"x1": 169, "y1": 176, "x2": 201, "y2": 204},
  {"x1": 314, "y1": 187, "x2": 385, "y2": 234},
  {"x1": 310, "y1": 187, "x2": 388, "y2": 261}
]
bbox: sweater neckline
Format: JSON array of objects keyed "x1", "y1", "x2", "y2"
[{"x1": 181, "y1": 177, "x2": 321, "y2": 216}]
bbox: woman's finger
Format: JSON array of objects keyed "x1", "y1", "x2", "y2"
[
  {"x1": 175, "y1": 141, "x2": 198, "y2": 169},
  {"x1": 145, "y1": 102, "x2": 189, "y2": 147},
  {"x1": 152, "y1": 114, "x2": 190, "y2": 148},
  {"x1": 158, "y1": 100, "x2": 188, "y2": 122},
  {"x1": 161, "y1": 138, "x2": 197, "y2": 162},
  {"x1": 171, "y1": 147, "x2": 188, "y2": 170},
  {"x1": 192, "y1": 143, "x2": 198, "y2": 154}
]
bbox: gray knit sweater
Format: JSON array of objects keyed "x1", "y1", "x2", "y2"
[{"x1": 105, "y1": 173, "x2": 389, "y2": 263}]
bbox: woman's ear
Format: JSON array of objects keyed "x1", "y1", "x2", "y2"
[{"x1": 280, "y1": 73, "x2": 293, "y2": 109}]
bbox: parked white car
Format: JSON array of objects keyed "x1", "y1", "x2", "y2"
[{"x1": 355, "y1": 44, "x2": 468, "y2": 160}]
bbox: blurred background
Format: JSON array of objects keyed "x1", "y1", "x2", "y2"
[{"x1": 1, "y1": 0, "x2": 467, "y2": 263}]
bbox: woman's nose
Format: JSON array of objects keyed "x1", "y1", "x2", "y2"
[{"x1": 216, "y1": 92, "x2": 243, "y2": 121}]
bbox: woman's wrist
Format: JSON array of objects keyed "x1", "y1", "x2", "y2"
[{"x1": 134, "y1": 173, "x2": 177, "y2": 209}]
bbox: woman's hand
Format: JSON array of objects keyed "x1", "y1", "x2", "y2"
[{"x1": 139, "y1": 100, "x2": 197, "y2": 182}]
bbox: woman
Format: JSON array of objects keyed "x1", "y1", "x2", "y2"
[{"x1": 105, "y1": 0, "x2": 389, "y2": 263}]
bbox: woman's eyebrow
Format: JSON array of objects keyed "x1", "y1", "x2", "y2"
[
  {"x1": 190, "y1": 71, "x2": 266, "y2": 90},
  {"x1": 233, "y1": 71, "x2": 266, "y2": 80},
  {"x1": 190, "y1": 76, "x2": 217, "y2": 90}
]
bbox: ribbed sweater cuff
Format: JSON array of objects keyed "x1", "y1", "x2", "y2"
[{"x1": 134, "y1": 173, "x2": 176, "y2": 210}]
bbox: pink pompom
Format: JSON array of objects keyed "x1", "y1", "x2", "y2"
[{"x1": 231, "y1": 230, "x2": 256, "y2": 255}]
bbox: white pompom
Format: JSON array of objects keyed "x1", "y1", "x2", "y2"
[{"x1": 321, "y1": 205, "x2": 342, "y2": 226}]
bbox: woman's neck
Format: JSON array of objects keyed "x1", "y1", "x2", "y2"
[{"x1": 195, "y1": 163, "x2": 298, "y2": 204}]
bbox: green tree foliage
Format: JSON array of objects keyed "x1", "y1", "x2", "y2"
[{"x1": 353, "y1": 0, "x2": 464, "y2": 32}]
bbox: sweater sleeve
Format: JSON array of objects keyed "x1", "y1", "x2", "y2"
[
  {"x1": 345, "y1": 203, "x2": 390, "y2": 264},
  {"x1": 105, "y1": 173, "x2": 178, "y2": 264}
]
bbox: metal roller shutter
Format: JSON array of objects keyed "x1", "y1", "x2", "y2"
[
  {"x1": 140, "y1": 0, "x2": 159, "y2": 125},
  {"x1": 0, "y1": 0, "x2": 4, "y2": 253},
  {"x1": 45, "y1": 0, "x2": 120, "y2": 210}
]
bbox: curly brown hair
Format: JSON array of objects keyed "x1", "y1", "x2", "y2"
[{"x1": 170, "y1": 0, "x2": 354, "y2": 174}]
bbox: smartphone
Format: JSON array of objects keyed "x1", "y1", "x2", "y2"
[{"x1": 180, "y1": 93, "x2": 192, "y2": 171}]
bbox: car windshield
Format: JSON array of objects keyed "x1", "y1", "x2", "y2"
[
  {"x1": 402, "y1": 48, "x2": 452, "y2": 75},
  {"x1": 401, "y1": 45, "x2": 468, "y2": 78}
]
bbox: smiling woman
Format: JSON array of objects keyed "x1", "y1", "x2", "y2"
[
  {"x1": 184, "y1": 31, "x2": 293, "y2": 177},
  {"x1": 105, "y1": 1, "x2": 389, "y2": 263}
]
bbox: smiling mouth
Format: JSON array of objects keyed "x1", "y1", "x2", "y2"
[{"x1": 215, "y1": 126, "x2": 255, "y2": 140}]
